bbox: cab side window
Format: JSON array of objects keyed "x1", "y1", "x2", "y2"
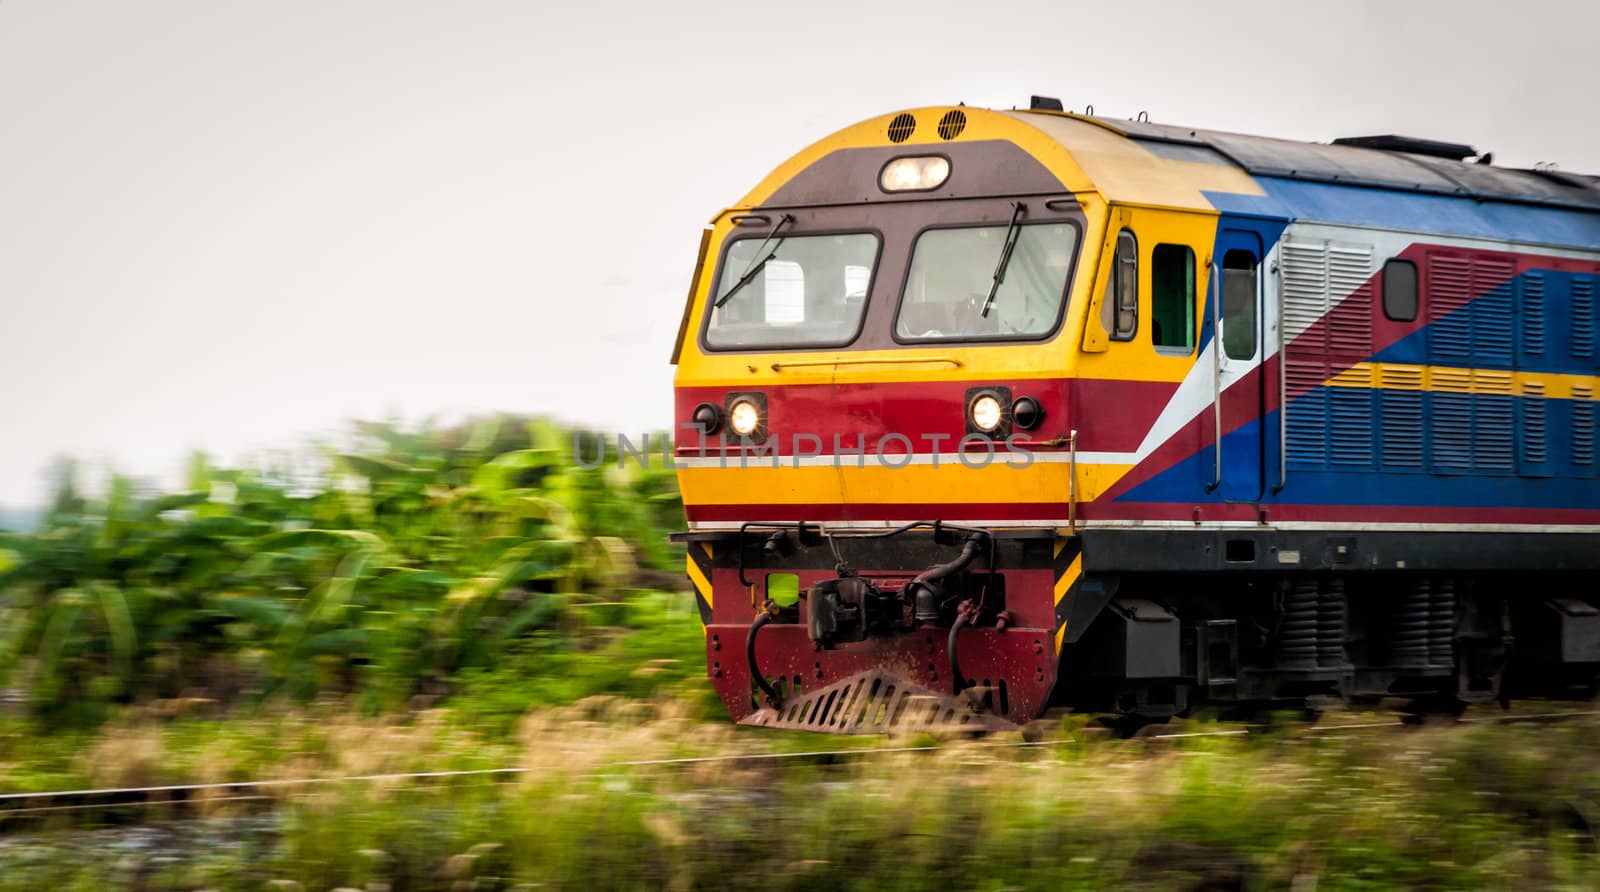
[
  {"x1": 1103, "y1": 229, "x2": 1138, "y2": 341},
  {"x1": 1221, "y1": 249, "x2": 1258, "y2": 360},
  {"x1": 1152, "y1": 244, "x2": 1196, "y2": 351}
]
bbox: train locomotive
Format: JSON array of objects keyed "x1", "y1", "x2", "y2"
[{"x1": 669, "y1": 99, "x2": 1600, "y2": 732}]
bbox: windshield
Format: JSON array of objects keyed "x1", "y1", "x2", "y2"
[
  {"x1": 895, "y1": 223, "x2": 1078, "y2": 340},
  {"x1": 704, "y1": 232, "x2": 879, "y2": 349}
]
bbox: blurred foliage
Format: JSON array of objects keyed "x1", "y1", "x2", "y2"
[
  {"x1": 8, "y1": 711, "x2": 1600, "y2": 889},
  {"x1": 7, "y1": 417, "x2": 1600, "y2": 887},
  {"x1": 0, "y1": 417, "x2": 687, "y2": 723}
]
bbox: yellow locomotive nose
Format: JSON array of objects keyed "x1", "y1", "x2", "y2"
[{"x1": 669, "y1": 106, "x2": 1097, "y2": 728}]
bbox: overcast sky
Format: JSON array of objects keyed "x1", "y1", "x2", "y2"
[{"x1": 1, "y1": 0, "x2": 1597, "y2": 508}]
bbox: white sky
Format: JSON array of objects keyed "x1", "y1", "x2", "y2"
[{"x1": 2, "y1": 0, "x2": 1597, "y2": 507}]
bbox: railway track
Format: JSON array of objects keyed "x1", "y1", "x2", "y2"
[{"x1": 3, "y1": 705, "x2": 1596, "y2": 825}]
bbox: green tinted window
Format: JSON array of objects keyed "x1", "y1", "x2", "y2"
[{"x1": 1151, "y1": 244, "x2": 1195, "y2": 350}]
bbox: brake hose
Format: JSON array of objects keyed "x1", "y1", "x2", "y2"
[
  {"x1": 746, "y1": 608, "x2": 784, "y2": 709},
  {"x1": 948, "y1": 610, "x2": 970, "y2": 696}
]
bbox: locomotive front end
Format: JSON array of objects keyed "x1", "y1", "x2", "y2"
[{"x1": 671, "y1": 107, "x2": 1105, "y2": 731}]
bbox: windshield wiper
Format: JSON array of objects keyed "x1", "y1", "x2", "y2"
[
  {"x1": 980, "y1": 202, "x2": 1025, "y2": 318},
  {"x1": 714, "y1": 213, "x2": 793, "y2": 309}
]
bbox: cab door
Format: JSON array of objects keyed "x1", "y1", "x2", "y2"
[{"x1": 1212, "y1": 230, "x2": 1266, "y2": 503}]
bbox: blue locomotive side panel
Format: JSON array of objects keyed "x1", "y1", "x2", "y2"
[{"x1": 1118, "y1": 172, "x2": 1600, "y2": 524}]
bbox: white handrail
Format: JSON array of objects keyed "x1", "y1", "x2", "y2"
[
  {"x1": 1276, "y1": 258, "x2": 1288, "y2": 492},
  {"x1": 1068, "y1": 429, "x2": 1078, "y2": 534},
  {"x1": 1208, "y1": 262, "x2": 1223, "y2": 493}
]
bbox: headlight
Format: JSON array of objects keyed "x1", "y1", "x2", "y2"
[
  {"x1": 969, "y1": 394, "x2": 1003, "y2": 433},
  {"x1": 728, "y1": 399, "x2": 762, "y2": 437},
  {"x1": 879, "y1": 155, "x2": 951, "y2": 192}
]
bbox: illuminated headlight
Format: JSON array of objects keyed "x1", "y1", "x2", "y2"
[
  {"x1": 969, "y1": 394, "x2": 1003, "y2": 433},
  {"x1": 879, "y1": 155, "x2": 951, "y2": 192},
  {"x1": 728, "y1": 399, "x2": 762, "y2": 437}
]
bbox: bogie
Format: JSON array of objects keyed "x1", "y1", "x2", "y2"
[{"x1": 1057, "y1": 572, "x2": 1596, "y2": 716}]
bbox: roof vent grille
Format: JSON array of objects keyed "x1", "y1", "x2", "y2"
[
  {"x1": 1332, "y1": 134, "x2": 1478, "y2": 161},
  {"x1": 938, "y1": 109, "x2": 967, "y2": 140},
  {"x1": 887, "y1": 113, "x2": 916, "y2": 144}
]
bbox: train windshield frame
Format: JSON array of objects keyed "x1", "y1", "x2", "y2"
[
  {"x1": 702, "y1": 230, "x2": 882, "y2": 351},
  {"x1": 893, "y1": 221, "x2": 1080, "y2": 343}
]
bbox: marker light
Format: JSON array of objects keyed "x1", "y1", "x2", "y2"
[
  {"x1": 879, "y1": 155, "x2": 951, "y2": 193},
  {"x1": 969, "y1": 394, "x2": 1003, "y2": 433},
  {"x1": 1011, "y1": 397, "x2": 1043, "y2": 430},
  {"x1": 728, "y1": 399, "x2": 762, "y2": 437},
  {"x1": 691, "y1": 402, "x2": 721, "y2": 435}
]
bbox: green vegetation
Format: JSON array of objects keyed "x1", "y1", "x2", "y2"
[
  {"x1": 0, "y1": 417, "x2": 688, "y2": 725},
  {"x1": 6, "y1": 416, "x2": 1600, "y2": 889}
]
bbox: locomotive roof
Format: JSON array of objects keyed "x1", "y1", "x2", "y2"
[
  {"x1": 737, "y1": 107, "x2": 1600, "y2": 248},
  {"x1": 1065, "y1": 113, "x2": 1600, "y2": 214}
]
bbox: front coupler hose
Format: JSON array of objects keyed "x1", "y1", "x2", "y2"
[
  {"x1": 911, "y1": 534, "x2": 987, "y2": 594},
  {"x1": 904, "y1": 532, "x2": 990, "y2": 696},
  {"x1": 747, "y1": 605, "x2": 783, "y2": 709}
]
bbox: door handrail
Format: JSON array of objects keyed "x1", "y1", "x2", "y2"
[
  {"x1": 1275, "y1": 257, "x2": 1288, "y2": 493},
  {"x1": 1068, "y1": 429, "x2": 1078, "y2": 534},
  {"x1": 1207, "y1": 262, "x2": 1222, "y2": 493}
]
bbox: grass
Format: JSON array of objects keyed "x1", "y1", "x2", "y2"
[
  {"x1": 6, "y1": 707, "x2": 1600, "y2": 889},
  {"x1": 5, "y1": 583, "x2": 1600, "y2": 889},
  {"x1": 0, "y1": 587, "x2": 712, "y2": 796}
]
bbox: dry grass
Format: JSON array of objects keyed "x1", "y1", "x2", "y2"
[{"x1": 7, "y1": 708, "x2": 1600, "y2": 889}]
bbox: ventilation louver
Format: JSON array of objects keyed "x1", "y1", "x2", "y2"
[
  {"x1": 887, "y1": 113, "x2": 916, "y2": 143},
  {"x1": 938, "y1": 109, "x2": 967, "y2": 140}
]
